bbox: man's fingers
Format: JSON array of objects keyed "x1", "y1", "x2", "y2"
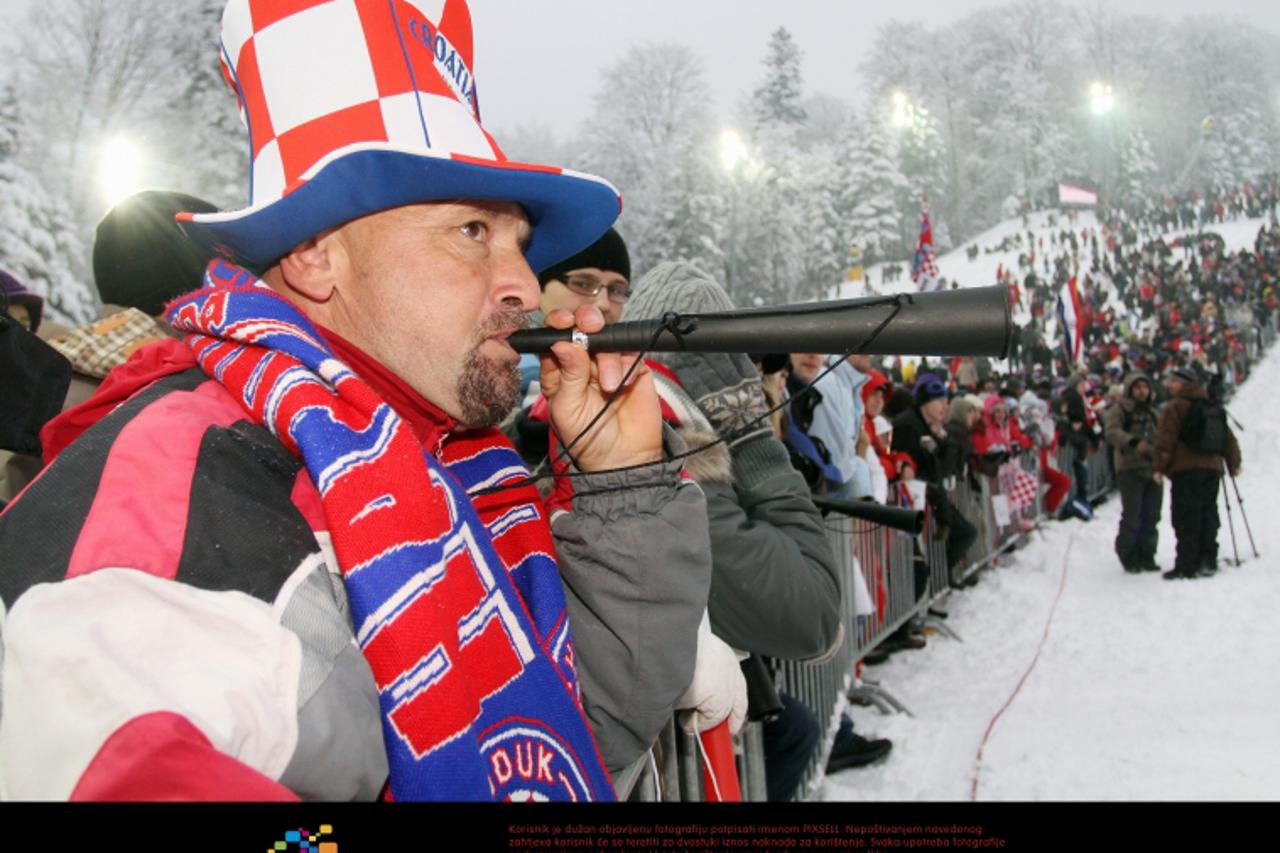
[
  {"x1": 572, "y1": 304, "x2": 605, "y2": 334},
  {"x1": 596, "y1": 352, "x2": 623, "y2": 393},
  {"x1": 543, "y1": 307, "x2": 577, "y2": 330},
  {"x1": 548, "y1": 340, "x2": 591, "y2": 393}
]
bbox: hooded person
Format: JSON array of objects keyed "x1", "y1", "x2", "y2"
[
  {"x1": 0, "y1": 0, "x2": 712, "y2": 802},
  {"x1": 1, "y1": 268, "x2": 44, "y2": 334},
  {"x1": 863, "y1": 370, "x2": 915, "y2": 497},
  {"x1": 1103, "y1": 371, "x2": 1164, "y2": 572}
]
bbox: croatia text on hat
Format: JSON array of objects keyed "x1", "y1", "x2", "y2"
[{"x1": 407, "y1": 16, "x2": 477, "y2": 113}]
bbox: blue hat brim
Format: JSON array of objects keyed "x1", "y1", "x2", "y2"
[{"x1": 178, "y1": 148, "x2": 621, "y2": 275}]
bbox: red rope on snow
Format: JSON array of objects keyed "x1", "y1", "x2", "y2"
[{"x1": 969, "y1": 534, "x2": 1075, "y2": 801}]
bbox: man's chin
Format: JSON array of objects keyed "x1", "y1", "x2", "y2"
[{"x1": 456, "y1": 353, "x2": 522, "y2": 429}]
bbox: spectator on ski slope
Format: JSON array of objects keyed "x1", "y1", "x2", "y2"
[
  {"x1": 892, "y1": 376, "x2": 978, "y2": 580},
  {"x1": 1155, "y1": 367, "x2": 1241, "y2": 580},
  {"x1": 1103, "y1": 372, "x2": 1163, "y2": 574}
]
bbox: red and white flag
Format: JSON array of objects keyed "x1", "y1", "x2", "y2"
[{"x1": 912, "y1": 198, "x2": 940, "y2": 292}]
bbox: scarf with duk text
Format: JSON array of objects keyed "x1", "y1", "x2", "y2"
[{"x1": 166, "y1": 260, "x2": 613, "y2": 802}]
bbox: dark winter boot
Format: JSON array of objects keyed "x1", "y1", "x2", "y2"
[
  {"x1": 826, "y1": 733, "x2": 893, "y2": 773},
  {"x1": 1162, "y1": 567, "x2": 1199, "y2": 581}
]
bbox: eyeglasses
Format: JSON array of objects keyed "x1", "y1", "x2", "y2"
[{"x1": 560, "y1": 274, "x2": 631, "y2": 304}]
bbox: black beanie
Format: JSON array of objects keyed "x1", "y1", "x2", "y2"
[
  {"x1": 538, "y1": 227, "x2": 630, "y2": 287},
  {"x1": 93, "y1": 190, "x2": 219, "y2": 317}
]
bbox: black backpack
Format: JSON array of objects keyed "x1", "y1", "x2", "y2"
[{"x1": 1179, "y1": 398, "x2": 1228, "y2": 455}]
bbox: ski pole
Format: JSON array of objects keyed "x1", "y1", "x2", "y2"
[
  {"x1": 1226, "y1": 464, "x2": 1259, "y2": 559},
  {"x1": 1220, "y1": 464, "x2": 1240, "y2": 567}
]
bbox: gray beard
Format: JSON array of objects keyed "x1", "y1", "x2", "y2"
[
  {"x1": 454, "y1": 303, "x2": 529, "y2": 428},
  {"x1": 456, "y1": 347, "x2": 522, "y2": 428}
]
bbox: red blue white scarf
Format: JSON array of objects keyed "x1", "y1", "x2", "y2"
[{"x1": 167, "y1": 260, "x2": 613, "y2": 801}]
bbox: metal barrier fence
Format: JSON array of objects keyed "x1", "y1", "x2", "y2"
[{"x1": 626, "y1": 312, "x2": 1278, "y2": 801}]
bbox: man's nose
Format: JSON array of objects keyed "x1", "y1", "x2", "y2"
[{"x1": 495, "y1": 245, "x2": 541, "y2": 312}]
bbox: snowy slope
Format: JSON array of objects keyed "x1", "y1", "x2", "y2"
[
  {"x1": 836, "y1": 209, "x2": 1268, "y2": 307},
  {"x1": 823, "y1": 341, "x2": 1280, "y2": 802}
]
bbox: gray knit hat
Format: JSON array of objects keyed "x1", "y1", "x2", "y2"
[{"x1": 621, "y1": 260, "x2": 734, "y2": 324}]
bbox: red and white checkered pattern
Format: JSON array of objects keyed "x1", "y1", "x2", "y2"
[
  {"x1": 999, "y1": 461, "x2": 1039, "y2": 514},
  {"x1": 912, "y1": 198, "x2": 940, "y2": 293},
  {"x1": 219, "y1": 0, "x2": 506, "y2": 205}
]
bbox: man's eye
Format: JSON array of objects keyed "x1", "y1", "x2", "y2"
[{"x1": 461, "y1": 221, "x2": 488, "y2": 242}]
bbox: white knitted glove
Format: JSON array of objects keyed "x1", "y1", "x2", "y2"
[{"x1": 675, "y1": 614, "x2": 748, "y2": 735}]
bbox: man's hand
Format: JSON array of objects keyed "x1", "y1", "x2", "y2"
[
  {"x1": 539, "y1": 304, "x2": 663, "y2": 472},
  {"x1": 1136, "y1": 439, "x2": 1152, "y2": 456},
  {"x1": 1153, "y1": 472, "x2": 1164, "y2": 486}
]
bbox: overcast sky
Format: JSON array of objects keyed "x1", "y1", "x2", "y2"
[
  {"x1": 470, "y1": 0, "x2": 1280, "y2": 133},
  {"x1": 3, "y1": 0, "x2": 1277, "y2": 133}
]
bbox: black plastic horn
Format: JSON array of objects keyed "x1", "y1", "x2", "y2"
[
  {"x1": 811, "y1": 497, "x2": 925, "y2": 534},
  {"x1": 510, "y1": 285, "x2": 1011, "y2": 358}
]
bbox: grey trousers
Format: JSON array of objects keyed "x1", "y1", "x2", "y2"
[{"x1": 1114, "y1": 469, "x2": 1162, "y2": 568}]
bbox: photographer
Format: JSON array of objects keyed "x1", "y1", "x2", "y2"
[{"x1": 1103, "y1": 373, "x2": 1163, "y2": 573}]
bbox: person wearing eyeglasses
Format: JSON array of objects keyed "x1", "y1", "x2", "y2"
[{"x1": 537, "y1": 227, "x2": 632, "y2": 324}]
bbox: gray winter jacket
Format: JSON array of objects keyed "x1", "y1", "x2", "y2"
[
  {"x1": 550, "y1": 426, "x2": 713, "y2": 775},
  {"x1": 697, "y1": 436, "x2": 843, "y2": 661}
]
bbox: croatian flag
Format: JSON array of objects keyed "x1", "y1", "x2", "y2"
[
  {"x1": 912, "y1": 199, "x2": 941, "y2": 293},
  {"x1": 1056, "y1": 276, "x2": 1084, "y2": 366}
]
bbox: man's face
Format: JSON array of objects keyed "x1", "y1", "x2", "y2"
[
  {"x1": 334, "y1": 201, "x2": 539, "y2": 428},
  {"x1": 849, "y1": 354, "x2": 872, "y2": 372},
  {"x1": 791, "y1": 353, "x2": 826, "y2": 384},
  {"x1": 922, "y1": 396, "x2": 949, "y2": 424},
  {"x1": 540, "y1": 267, "x2": 629, "y2": 325},
  {"x1": 1131, "y1": 379, "x2": 1151, "y2": 402}
]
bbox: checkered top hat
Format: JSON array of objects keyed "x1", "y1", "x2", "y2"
[{"x1": 178, "y1": 0, "x2": 620, "y2": 273}]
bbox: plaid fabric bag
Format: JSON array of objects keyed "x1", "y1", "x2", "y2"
[{"x1": 45, "y1": 308, "x2": 171, "y2": 379}]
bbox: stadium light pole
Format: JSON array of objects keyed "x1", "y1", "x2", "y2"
[
  {"x1": 1089, "y1": 82, "x2": 1115, "y2": 116},
  {"x1": 891, "y1": 91, "x2": 913, "y2": 128},
  {"x1": 1088, "y1": 83, "x2": 1118, "y2": 197}
]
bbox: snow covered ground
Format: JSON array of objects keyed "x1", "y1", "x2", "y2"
[
  {"x1": 822, "y1": 312, "x2": 1280, "y2": 803},
  {"x1": 836, "y1": 208, "x2": 1269, "y2": 310}
]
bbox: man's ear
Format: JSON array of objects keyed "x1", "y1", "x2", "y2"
[{"x1": 277, "y1": 229, "x2": 346, "y2": 304}]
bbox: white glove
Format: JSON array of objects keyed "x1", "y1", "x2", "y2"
[{"x1": 675, "y1": 614, "x2": 748, "y2": 736}]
